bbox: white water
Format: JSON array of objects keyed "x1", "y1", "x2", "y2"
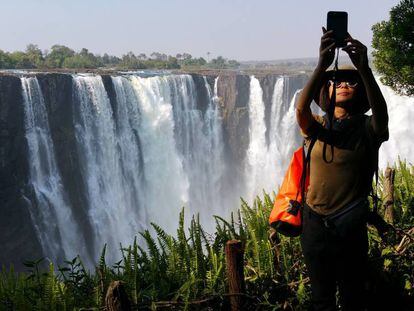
[
  {"x1": 243, "y1": 74, "x2": 414, "y2": 209},
  {"x1": 115, "y1": 74, "x2": 227, "y2": 234},
  {"x1": 72, "y1": 74, "x2": 227, "y2": 262},
  {"x1": 21, "y1": 77, "x2": 87, "y2": 264},
  {"x1": 73, "y1": 75, "x2": 144, "y2": 264},
  {"x1": 126, "y1": 75, "x2": 190, "y2": 232},
  {"x1": 244, "y1": 76, "x2": 268, "y2": 204},
  {"x1": 375, "y1": 78, "x2": 414, "y2": 169},
  {"x1": 19, "y1": 72, "x2": 414, "y2": 267},
  {"x1": 244, "y1": 76, "x2": 302, "y2": 205}
]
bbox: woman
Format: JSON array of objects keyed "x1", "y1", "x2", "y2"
[{"x1": 295, "y1": 27, "x2": 389, "y2": 310}]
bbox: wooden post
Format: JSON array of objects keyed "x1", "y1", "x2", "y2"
[
  {"x1": 225, "y1": 240, "x2": 245, "y2": 311},
  {"x1": 105, "y1": 281, "x2": 131, "y2": 311},
  {"x1": 268, "y1": 229, "x2": 280, "y2": 274},
  {"x1": 383, "y1": 167, "x2": 395, "y2": 224}
]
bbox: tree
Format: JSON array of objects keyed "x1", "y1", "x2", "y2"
[
  {"x1": 0, "y1": 50, "x2": 13, "y2": 69},
  {"x1": 209, "y1": 56, "x2": 227, "y2": 69},
  {"x1": 9, "y1": 51, "x2": 34, "y2": 69},
  {"x1": 62, "y1": 48, "x2": 100, "y2": 69},
  {"x1": 150, "y1": 52, "x2": 162, "y2": 60},
  {"x1": 137, "y1": 53, "x2": 147, "y2": 61},
  {"x1": 372, "y1": 0, "x2": 414, "y2": 96},
  {"x1": 166, "y1": 56, "x2": 180, "y2": 69},
  {"x1": 45, "y1": 45, "x2": 75, "y2": 68},
  {"x1": 182, "y1": 53, "x2": 192, "y2": 60},
  {"x1": 102, "y1": 53, "x2": 110, "y2": 64},
  {"x1": 101, "y1": 54, "x2": 121, "y2": 67},
  {"x1": 227, "y1": 59, "x2": 240, "y2": 69},
  {"x1": 25, "y1": 44, "x2": 44, "y2": 68},
  {"x1": 196, "y1": 57, "x2": 207, "y2": 66},
  {"x1": 120, "y1": 52, "x2": 146, "y2": 69}
]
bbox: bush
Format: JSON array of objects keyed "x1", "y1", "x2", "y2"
[{"x1": 1, "y1": 161, "x2": 413, "y2": 310}]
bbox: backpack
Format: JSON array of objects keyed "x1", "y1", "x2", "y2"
[{"x1": 268, "y1": 137, "x2": 316, "y2": 237}]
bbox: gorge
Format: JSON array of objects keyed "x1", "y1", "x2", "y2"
[{"x1": 0, "y1": 70, "x2": 412, "y2": 270}]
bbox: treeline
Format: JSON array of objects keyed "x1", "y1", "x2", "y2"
[{"x1": 0, "y1": 44, "x2": 240, "y2": 70}]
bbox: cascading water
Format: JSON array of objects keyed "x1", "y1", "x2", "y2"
[
  {"x1": 243, "y1": 73, "x2": 414, "y2": 210},
  {"x1": 202, "y1": 76, "x2": 226, "y2": 216},
  {"x1": 375, "y1": 77, "x2": 414, "y2": 169},
  {"x1": 244, "y1": 76, "x2": 268, "y2": 204},
  {"x1": 125, "y1": 75, "x2": 190, "y2": 233},
  {"x1": 244, "y1": 76, "x2": 303, "y2": 205},
  {"x1": 73, "y1": 75, "x2": 145, "y2": 264},
  {"x1": 120, "y1": 74, "x2": 227, "y2": 234},
  {"x1": 169, "y1": 75, "x2": 226, "y2": 231},
  {"x1": 21, "y1": 77, "x2": 87, "y2": 264},
  {"x1": 15, "y1": 71, "x2": 414, "y2": 269}
]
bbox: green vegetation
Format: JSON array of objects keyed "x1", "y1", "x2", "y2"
[
  {"x1": 0, "y1": 45, "x2": 240, "y2": 71},
  {"x1": 0, "y1": 160, "x2": 413, "y2": 310},
  {"x1": 372, "y1": 0, "x2": 414, "y2": 96}
]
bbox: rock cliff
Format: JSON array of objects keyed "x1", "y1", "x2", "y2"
[{"x1": 0, "y1": 70, "x2": 308, "y2": 269}]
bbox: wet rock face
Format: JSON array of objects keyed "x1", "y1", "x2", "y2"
[
  {"x1": 258, "y1": 75, "x2": 279, "y2": 147},
  {"x1": 189, "y1": 74, "x2": 213, "y2": 114},
  {"x1": 0, "y1": 75, "x2": 43, "y2": 270},
  {"x1": 36, "y1": 74, "x2": 95, "y2": 259},
  {"x1": 257, "y1": 74, "x2": 309, "y2": 147},
  {"x1": 216, "y1": 74, "x2": 250, "y2": 166}
]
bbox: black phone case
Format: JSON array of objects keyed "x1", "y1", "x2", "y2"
[{"x1": 327, "y1": 11, "x2": 348, "y2": 48}]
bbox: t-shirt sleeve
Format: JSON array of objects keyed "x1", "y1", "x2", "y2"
[
  {"x1": 366, "y1": 115, "x2": 389, "y2": 147},
  {"x1": 300, "y1": 114, "x2": 324, "y2": 139}
]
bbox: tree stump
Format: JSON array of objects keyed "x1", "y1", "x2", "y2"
[
  {"x1": 105, "y1": 281, "x2": 131, "y2": 311},
  {"x1": 383, "y1": 167, "x2": 395, "y2": 224},
  {"x1": 225, "y1": 240, "x2": 245, "y2": 311}
]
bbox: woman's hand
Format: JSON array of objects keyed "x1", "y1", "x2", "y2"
[
  {"x1": 342, "y1": 34, "x2": 369, "y2": 71},
  {"x1": 317, "y1": 27, "x2": 336, "y2": 71}
]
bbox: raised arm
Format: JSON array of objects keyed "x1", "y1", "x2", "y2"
[
  {"x1": 342, "y1": 35, "x2": 389, "y2": 137},
  {"x1": 296, "y1": 27, "x2": 335, "y2": 135}
]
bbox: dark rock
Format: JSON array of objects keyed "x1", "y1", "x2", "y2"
[
  {"x1": 36, "y1": 73, "x2": 95, "y2": 261},
  {"x1": 101, "y1": 75, "x2": 118, "y2": 122},
  {"x1": 217, "y1": 74, "x2": 250, "y2": 165},
  {"x1": 0, "y1": 75, "x2": 43, "y2": 270},
  {"x1": 258, "y1": 75, "x2": 279, "y2": 146},
  {"x1": 189, "y1": 73, "x2": 214, "y2": 114}
]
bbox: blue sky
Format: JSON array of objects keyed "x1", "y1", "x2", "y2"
[{"x1": 0, "y1": 0, "x2": 400, "y2": 61}]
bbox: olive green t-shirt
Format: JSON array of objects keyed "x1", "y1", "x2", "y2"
[{"x1": 301, "y1": 114, "x2": 389, "y2": 216}]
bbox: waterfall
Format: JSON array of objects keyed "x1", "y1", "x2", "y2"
[
  {"x1": 21, "y1": 77, "x2": 87, "y2": 264},
  {"x1": 72, "y1": 75, "x2": 144, "y2": 264},
  {"x1": 111, "y1": 76, "x2": 147, "y2": 230},
  {"x1": 244, "y1": 76, "x2": 268, "y2": 204},
  {"x1": 126, "y1": 75, "x2": 190, "y2": 232},
  {"x1": 374, "y1": 77, "x2": 414, "y2": 169},
  {"x1": 198, "y1": 77, "x2": 226, "y2": 225},
  {"x1": 14, "y1": 71, "x2": 414, "y2": 268},
  {"x1": 120, "y1": 74, "x2": 227, "y2": 234},
  {"x1": 244, "y1": 76, "x2": 302, "y2": 205}
]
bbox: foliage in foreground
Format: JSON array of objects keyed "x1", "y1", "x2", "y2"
[{"x1": 1, "y1": 160, "x2": 414, "y2": 310}]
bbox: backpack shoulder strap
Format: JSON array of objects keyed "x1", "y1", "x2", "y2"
[
  {"x1": 363, "y1": 115, "x2": 380, "y2": 213},
  {"x1": 300, "y1": 136, "x2": 317, "y2": 204}
]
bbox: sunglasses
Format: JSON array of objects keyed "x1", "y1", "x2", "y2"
[{"x1": 328, "y1": 79, "x2": 359, "y2": 88}]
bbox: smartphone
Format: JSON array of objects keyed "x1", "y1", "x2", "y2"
[{"x1": 327, "y1": 11, "x2": 348, "y2": 48}]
